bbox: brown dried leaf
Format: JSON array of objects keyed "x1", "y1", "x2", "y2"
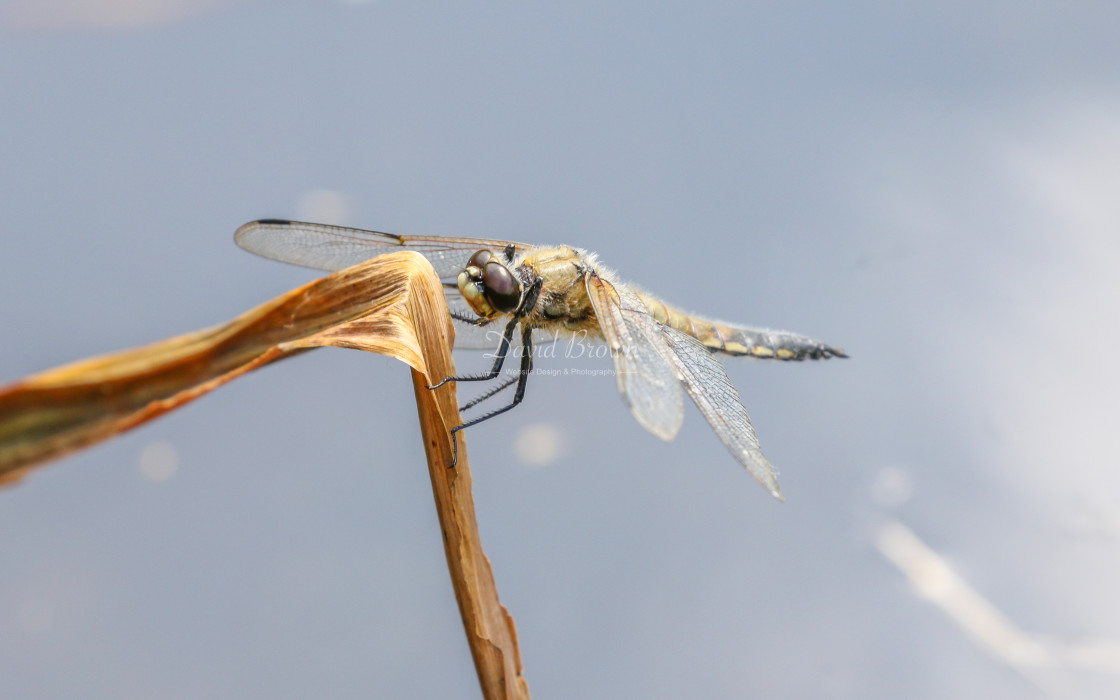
[
  {"x1": 0, "y1": 251, "x2": 430, "y2": 483},
  {"x1": 0, "y1": 248, "x2": 531, "y2": 699}
]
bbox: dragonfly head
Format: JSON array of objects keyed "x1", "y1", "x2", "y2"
[{"x1": 457, "y1": 249, "x2": 523, "y2": 318}]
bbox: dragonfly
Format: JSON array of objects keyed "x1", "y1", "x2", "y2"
[{"x1": 235, "y1": 219, "x2": 846, "y2": 499}]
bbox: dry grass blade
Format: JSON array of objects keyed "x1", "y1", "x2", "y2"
[{"x1": 0, "y1": 250, "x2": 530, "y2": 699}]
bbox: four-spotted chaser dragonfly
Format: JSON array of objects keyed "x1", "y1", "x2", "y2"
[{"x1": 235, "y1": 219, "x2": 846, "y2": 499}]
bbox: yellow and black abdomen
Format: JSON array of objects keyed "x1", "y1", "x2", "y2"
[{"x1": 636, "y1": 292, "x2": 847, "y2": 361}]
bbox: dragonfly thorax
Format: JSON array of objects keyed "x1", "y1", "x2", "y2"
[{"x1": 457, "y1": 249, "x2": 523, "y2": 318}]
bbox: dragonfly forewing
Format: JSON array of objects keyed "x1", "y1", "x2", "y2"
[
  {"x1": 234, "y1": 219, "x2": 535, "y2": 279},
  {"x1": 236, "y1": 219, "x2": 552, "y2": 350}
]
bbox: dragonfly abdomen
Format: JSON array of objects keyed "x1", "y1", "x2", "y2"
[
  {"x1": 636, "y1": 292, "x2": 846, "y2": 361},
  {"x1": 707, "y1": 323, "x2": 847, "y2": 360}
]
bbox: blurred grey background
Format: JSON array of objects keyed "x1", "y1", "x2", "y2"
[{"x1": 2, "y1": 2, "x2": 1119, "y2": 698}]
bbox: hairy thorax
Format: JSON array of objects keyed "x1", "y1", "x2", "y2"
[{"x1": 517, "y1": 246, "x2": 603, "y2": 338}]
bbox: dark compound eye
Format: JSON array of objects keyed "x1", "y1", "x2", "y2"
[
  {"x1": 468, "y1": 249, "x2": 493, "y2": 270},
  {"x1": 482, "y1": 260, "x2": 521, "y2": 313}
]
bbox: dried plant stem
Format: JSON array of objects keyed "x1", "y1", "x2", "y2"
[{"x1": 407, "y1": 284, "x2": 530, "y2": 700}]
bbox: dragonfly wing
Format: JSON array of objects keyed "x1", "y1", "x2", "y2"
[
  {"x1": 656, "y1": 325, "x2": 783, "y2": 500},
  {"x1": 586, "y1": 273, "x2": 684, "y2": 441},
  {"x1": 235, "y1": 219, "x2": 535, "y2": 278},
  {"x1": 237, "y1": 219, "x2": 547, "y2": 350},
  {"x1": 449, "y1": 317, "x2": 561, "y2": 351}
]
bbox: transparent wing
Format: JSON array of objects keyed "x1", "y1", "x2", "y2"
[
  {"x1": 586, "y1": 273, "x2": 684, "y2": 441},
  {"x1": 655, "y1": 325, "x2": 783, "y2": 500},
  {"x1": 234, "y1": 219, "x2": 535, "y2": 279},
  {"x1": 449, "y1": 316, "x2": 563, "y2": 350},
  {"x1": 237, "y1": 219, "x2": 546, "y2": 351}
]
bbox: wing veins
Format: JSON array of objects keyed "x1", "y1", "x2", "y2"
[
  {"x1": 586, "y1": 274, "x2": 684, "y2": 442},
  {"x1": 655, "y1": 325, "x2": 783, "y2": 500}
]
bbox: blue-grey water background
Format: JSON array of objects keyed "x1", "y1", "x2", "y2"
[{"x1": 2, "y1": 2, "x2": 1119, "y2": 698}]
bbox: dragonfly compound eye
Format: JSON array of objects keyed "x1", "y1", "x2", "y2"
[
  {"x1": 468, "y1": 249, "x2": 493, "y2": 269},
  {"x1": 482, "y1": 260, "x2": 521, "y2": 313}
]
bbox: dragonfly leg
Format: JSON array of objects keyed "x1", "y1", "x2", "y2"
[
  {"x1": 459, "y1": 375, "x2": 518, "y2": 411},
  {"x1": 448, "y1": 325, "x2": 534, "y2": 467},
  {"x1": 450, "y1": 310, "x2": 489, "y2": 326},
  {"x1": 427, "y1": 315, "x2": 518, "y2": 389},
  {"x1": 428, "y1": 277, "x2": 543, "y2": 389}
]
